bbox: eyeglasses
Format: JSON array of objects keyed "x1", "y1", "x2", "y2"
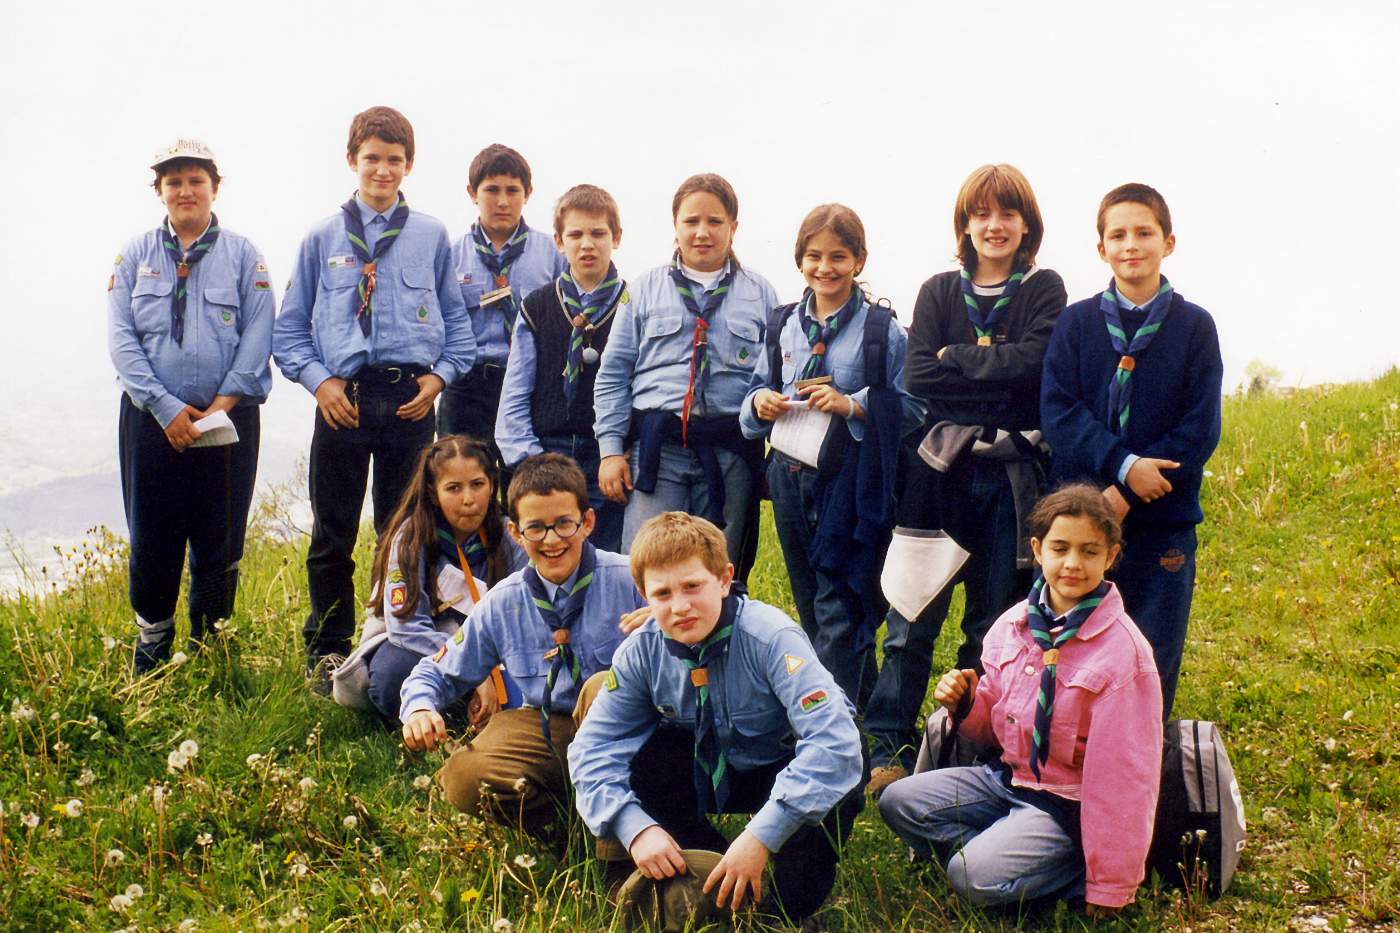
[{"x1": 518, "y1": 516, "x2": 583, "y2": 543}]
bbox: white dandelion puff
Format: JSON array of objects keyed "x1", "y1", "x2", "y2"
[
  {"x1": 179, "y1": 740, "x2": 199, "y2": 759},
  {"x1": 369, "y1": 878, "x2": 388, "y2": 897},
  {"x1": 21, "y1": 812, "x2": 39, "y2": 829},
  {"x1": 125, "y1": 883, "x2": 144, "y2": 899},
  {"x1": 513, "y1": 853, "x2": 537, "y2": 869},
  {"x1": 76, "y1": 768, "x2": 97, "y2": 787},
  {"x1": 412, "y1": 774, "x2": 432, "y2": 791},
  {"x1": 342, "y1": 815, "x2": 358, "y2": 830},
  {"x1": 63, "y1": 799, "x2": 83, "y2": 818},
  {"x1": 170, "y1": 651, "x2": 188, "y2": 666},
  {"x1": 109, "y1": 894, "x2": 133, "y2": 912},
  {"x1": 105, "y1": 848, "x2": 125, "y2": 867}
]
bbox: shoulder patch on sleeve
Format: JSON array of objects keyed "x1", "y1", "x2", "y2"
[
  {"x1": 256, "y1": 261, "x2": 268, "y2": 273},
  {"x1": 783, "y1": 654, "x2": 805, "y2": 676},
  {"x1": 799, "y1": 689, "x2": 829, "y2": 713},
  {"x1": 388, "y1": 569, "x2": 405, "y2": 584},
  {"x1": 604, "y1": 669, "x2": 619, "y2": 691},
  {"x1": 432, "y1": 644, "x2": 448, "y2": 663},
  {"x1": 107, "y1": 273, "x2": 115, "y2": 292},
  {"x1": 451, "y1": 627, "x2": 465, "y2": 644},
  {"x1": 388, "y1": 582, "x2": 407, "y2": 609}
]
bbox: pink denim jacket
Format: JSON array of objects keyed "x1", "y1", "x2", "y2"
[{"x1": 961, "y1": 583, "x2": 1164, "y2": 908}]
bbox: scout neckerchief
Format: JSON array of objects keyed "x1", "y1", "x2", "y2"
[
  {"x1": 559, "y1": 263, "x2": 623, "y2": 407},
  {"x1": 796, "y1": 286, "x2": 864, "y2": 381},
  {"x1": 524, "y1": 541, "x2": 597, "y2": 747},
  {"x1": 663, "y1": 593, "x2": 739, "y2": 816},
  {"x1": 471, "y1": 220, "x2": 530, "y2": 342},
  {"x1": 959, "y1": 265, "x2": 1026, "y2": 346},
  {"x1": 1023, "y1": 575, "x2": 1109, "y2": 780},
  {"x1": 160, "y1": 214, "x2": 221, "y2": 346},
  {"x1": 434, "y1": 515, "x2": 488, "y2": 603},
  {"x1": 340, "y1": 195, "x2": 411, "y2": 337},
  {"x1": 668, "y1": 254, "x2": 737, "y2": 444},
  {"x1": 1102, "y1": 277, "x2": 1173, "y2": 435}
]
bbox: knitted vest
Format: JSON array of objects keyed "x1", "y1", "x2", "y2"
[{"x1": 521, "y1": 284, "x2": 620, "y2": 438}]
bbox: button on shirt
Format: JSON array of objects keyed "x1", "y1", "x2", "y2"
[
  {"x1": 451, "y1": 224, "x2": 565, "y2": 369},
  {"x1": 109, "y1": 223, "x2": 274, "y2": 427},
  {"x1": 272, "y1": 196, "x2": 474, "y2": 394},
  {"x1": 398, "y1": 549, "x2": 643, "y2": 719},
  {"x1": 568, "y1": 597, "x2": 863, "y2": 855},
  {"x1": 593, "y1": 263, "x2": 778, "y2": 458},
  {"x1": 739, "y1": 299, "x2": 924, "y2": 443}
]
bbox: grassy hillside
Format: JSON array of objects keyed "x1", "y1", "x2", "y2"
[{"x1": 3, "y1": 372, "x2": 1398, "y2": 931}]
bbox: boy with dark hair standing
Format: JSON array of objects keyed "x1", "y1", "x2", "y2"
[
  {"x1": 496, "y1": 183, "x2": 627, "y2": 551},
  {"x1": 438, "y1": 144, "x2": 566, "y2": 455},
  {"x1": 1040, "y1": 182, "x2": 1223, "y2": 717},
  {"x1": 399, "y1": 453, "x2": 643, "y2": 835},
  {"x1": 569, "y1": 511, "x2": 864, "y2": 924},
  {"x1": 273, "y1": 106, "x2": 474, "y2": 689}
]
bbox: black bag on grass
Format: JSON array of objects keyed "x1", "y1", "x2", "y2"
[{"x1": 1145, "y1": 719, "x2": 1246, "y2": 896}]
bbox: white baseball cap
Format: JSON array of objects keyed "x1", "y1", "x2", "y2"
[{"x1": 151, "y1": 138, "x2": 218, "y2": 169}]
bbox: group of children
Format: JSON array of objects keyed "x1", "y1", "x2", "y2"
[{"x1": 108, "y1": 103, "x2": 1223, "y2": 923}]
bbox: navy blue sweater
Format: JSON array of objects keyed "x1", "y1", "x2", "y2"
[{"x1": 1040, "y1": 290, "x2": 1223, "y2": 526}]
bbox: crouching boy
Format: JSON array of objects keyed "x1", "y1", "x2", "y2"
[
  {"x1": 398, "y1": 453, "x2": 643, "y2": 835},
  {"x1": 568, "y1": 512, "x2": 865, "y2": 923}
]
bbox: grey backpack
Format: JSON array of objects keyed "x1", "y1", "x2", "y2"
[{"x1": 1145, "y1": 719, "x2": 1246, "y2": 896}]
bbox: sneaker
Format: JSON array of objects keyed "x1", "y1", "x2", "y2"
[
  {"x1": 308, "y1": 653, "x2": 346, "y2": 697},
  {"x1": 132, "y1": 636, "x2": 173, "y2": 674},
  {"x1": 866, "y1": 764, "x2": 909, "y2": 800}
]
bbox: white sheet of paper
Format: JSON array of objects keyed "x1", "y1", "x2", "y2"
[
  {"x1": 769, "y1": 404, "x2": 834, "y2": 469},
  {"x1": 188, "y1": 409, "x2": 239, "y2": 448}
]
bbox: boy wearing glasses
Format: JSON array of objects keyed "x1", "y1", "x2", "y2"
[{"x1": 398, "y1": 453, "x2": 644, "y2": 835}]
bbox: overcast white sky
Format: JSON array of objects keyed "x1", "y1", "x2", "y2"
[{"x1": 1, "y1": 0, "x2": 1397, "y2": 506}]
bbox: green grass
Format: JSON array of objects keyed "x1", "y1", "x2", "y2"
[{"x1": 3, "y1": 372, "x2": 1400, "y2": 931}]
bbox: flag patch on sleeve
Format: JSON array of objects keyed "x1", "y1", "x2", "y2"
[{"x1": 799, "y1": 689, "x2": 828, "y2": 713}]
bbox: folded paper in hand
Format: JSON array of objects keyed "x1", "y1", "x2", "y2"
[
  {"x1": 769, "y1": 404, "x2": 834, "y2": 469},
  {"x1": 880, "y1": 528, "x2": 971, "y2": 621},
  {"x1": 189, "y1": 410, "x2": 239, "y2": 448}
]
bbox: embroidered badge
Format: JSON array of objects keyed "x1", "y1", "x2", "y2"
[
  {"x1": 604, "y1": 670, "x2": 619, "y2": 691},
  {"x1": 389, "y1": 569, "x2": 405, "y2": 584},
  {"x1": 138, "y1": 264, "x2": 160, "y2": 278},
  {"x1": 328, "y1": 255, "x2": 357, "y2": 270},
  {"x1": 737, "y1": 345, "x2": 752, "y2": 365},
  {"x1": 253, "y1": 280, "x2": 270, "y2": 291},
  {"x1": 799, "y1": 689, "x2": 829, "y2": 713},
  {"x1": 781, "y1": 349, "x2": 793, "y2": 365},
  {"x1": 432, "y1": 644, "x2": 448, "y2": 663},
  {"x1": 106, "y1": 274, "x2": 115, "y2": 292},
  {"x1": 417, "y1": 305, "x2": 429, "y2": 321},
  {"x1": 255, "y1": 261, "x2": 268, "y2": 273},
  {"x1": 114, "y1": 254, "x2": 123, "y2": 265},
  {"x1": 452, "y1": 627, "x2": 465, "y2": 644},
  {"x1": 388, "y1": 583, "x2": 407, "y2": 609},
  {"x1": 1160, "y1": 548, "x2": 1187, "y2": 573},
  {"x1": 784, "y1": 654, "x2": 805, "y2": 676},
  {"x1": 458, "y1": 273, "x2": 473, "y2": 285},
  {"x1": 221, "y1": 310, "x2": 234, "y2": 324},
  {"x1": 620, "y1": 290, "x2": 630, "y2": 305}
]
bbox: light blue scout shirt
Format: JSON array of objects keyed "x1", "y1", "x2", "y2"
[
  {"x1": 567, "y1": 597, "x2": 863, "y2": 854},
  {"x1": 738, "y1": 297, "x2": 924, "y2": 443},
  {"x1": 494, "y1": 277, "x2": 611, "y2": 466},
  {"x1": 451, "y1": 224, "x2": 565, "y2": 369},
  {"x1": 593, "y1": 262, "x2": 778, "y2": 458},
  {"x1": 398, "y1": 548, "x2": 644, "y2": 720},
  {"x1": 380, "y1": 527, "x2": 528, "y2": 657},
  {"x1": 109, "y1": 224, "x2": 274, "y2": 427},
  {"x1": 272, "y1": 197, "x2": 475, "y2": 394}
]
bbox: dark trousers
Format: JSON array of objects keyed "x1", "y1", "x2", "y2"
[
  {"x1": 118, "y1": 397, "x2": 259, "y2": 642},
  {"x1": 866, "y1": 457, "x2": 1030, "y2": 771},
  {"x1": 1112, "y1": 522, "x2": 1197, "y2": 718},
  {"x1": 629, "y1": 726, "x2": 865, "y2": 922},
  {"x1": 305, "y1": 377, "x2": 434, "y2": 658},
  {"x1": 768, "y1": 454, "x2": 877, "y2": 710},
  {"x1": 539, "y1": 433, "x2": 624, "y2": 553},
  {"x1": 366, "y1": 640, "x2": 427, "y2": 722}
]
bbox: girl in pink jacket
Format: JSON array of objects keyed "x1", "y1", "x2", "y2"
[{"x1": 879, "y1": 484, "x2": 1163, "y2": 916}]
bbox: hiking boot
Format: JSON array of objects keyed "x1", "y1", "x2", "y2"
[
  {"x1": 132, "y1": 635, "x2": 172, "y2": 675},
  {"x1": 866, "y1": 764, "x2": 909, "y2": 800},
  {"x1": 307, "y1": 653, "x2": 346, "y2": 697}
]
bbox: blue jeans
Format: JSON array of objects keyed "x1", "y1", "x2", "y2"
[
  {"x1": 540, "y1": 434, "x2": 623, "y2": 553},
  {"x1": 767, "y1": 453, "x2": 876, "y2": 709},
  {"x1": 366, "y1": 640, "x2": 427, "y2": 722},
  {"x1": 1112, "y1": 522, "x2": 1197, "y2": 718},
  {"x1": 866, "y1": 458, "x2": 1029, "y2": 770},
  {"x1": 879, "y1": 764, "x2": 1082, "y2": 907},
  {"x1": 621, "y1": 442, "x2": 755, "y2": 565}
]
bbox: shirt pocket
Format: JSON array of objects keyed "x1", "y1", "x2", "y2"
[
  {"x1": 203, "y1": 286, "x2": 241, "y2": 341},
  {"x1": 644, "y1": 313, "x2": 684, "y2": 340},
  {"x1": 402, "y1": 265, "x2": 444, "y2": 338},
  {"x1": 318, "y1": 264, "x2": 361, "y2": 292},
  {"x1": 830, "y1": 363, "x2": 865, "y2": 394},
  {"x1": 718, "y1": 313, "x2": 762, "y2": 372},
  {"x1": 502, "y1": 648, "x2": 549, "y2": 702},
  {"x1": 460, "y1": 282, "x2": 483, "y2": 313},
  {"x1": 129, "y1": 276, "x2": 174, "y2": 335},
  {"x1": 1048, "y1": 665, "x2": 1109, "y2": 770}
]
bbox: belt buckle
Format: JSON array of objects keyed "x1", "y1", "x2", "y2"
[{"x1": 386, "y1": 366, "x2": 403, "y2": 384}]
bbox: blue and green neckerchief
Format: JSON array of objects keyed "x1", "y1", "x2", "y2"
[
  {"x1": 796, "y1": 286, "x2": 864, "y2": 381},
  {"x1": 662, "y1": 593, "x2": 740, "y2": 816},
  {"x1": 471, "y1": 220, "x2": 530, "y2": 342},
  {"x1": 1023, "y1": 576, "x2": 1110, "y2": 780},
  {"x1": 340, "y1": 195, "x2": 410, "y2": 337},
  {"x1": 1101, "y1": 277, "x2": 1174, "y2": 434},
  {"x1": 559, "y1": 263, "x2": 623, "y2": 407},
  {"x1": 159, "y1": 214, "x2": 221, "y2": 346},
  {"x1": 958, "y1": 265, "x2": 1026, "y2": 346},
  {"x1": 523, "y1": 542, "x2": 597, "y2": 748}
]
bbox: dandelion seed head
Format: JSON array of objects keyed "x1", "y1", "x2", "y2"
[
  {"x1": 102, "y1": 636, "x2": 118, "y2": 651},
  {"x1": 125, "y1": 883, "x2": 144, "y2": 899},
  {"x1": 412, "y1": 774, "x2": 432, "y2": 791},
  {"x1": 1342, "y1": 709, "x2": 1354, "y2": 721},
  {"x1": 179, "y1": 920, "x2": 198, "y2": 933},
  {"x1": 21, "y1": 812, "x2": 39, "y2": 829},
  {"x1": 492, "y1": 920, "x2": 515, "y2": 933},
  {"x1": 512, "y1": 776, "x2": 528, "y2": 793},
  {"x1": 109, "y1": 893, "x2": 133, "y2": 912},
  {"x1": 105, "y1": 848, "x2": 125, "y2": 866},
  {"x1": 170, "y1": 651, "x2": 188, "y2": 666},
  {"x1": 369, "y1": 878, "x2": 388, "y2": 897},
  {"x1": 245, "y1": 753, "x2": 264, "y2": 768},
  {"x1": 179, "y1": 740, "x2": 199, "y2": 758},
  {"x1": 513, "y1": 853, "x2": 537, "y2": 869},
  {"x1": 63, "y1": 798, "x2": 83, "y2": 818},
  {"x1": 168, "y1": 750, "x2": 190, "y2": 773},
  {"x1": 76, "y1": 768, "x2": 97, "y2": 787},
  {"x1": 1324, "y1": 737, "x2": 1337, "y2": 752},
  {"x1": 196, "y1": 832, "x2": 213, "y2": 847},
  {"x1": 342, "y1": 815, "x2": 358, "y2": 830}
]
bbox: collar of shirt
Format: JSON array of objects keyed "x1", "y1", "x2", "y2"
[
  {"x1": 356, "y1": 192, "x2": 400, "y2": 227},
  {"x1": 547, "y1": 563, "x2": 583, "y2": 605},
  {"x1": 167, "y1": 216, "x2": 213, "y2": 252},
  {"x1": 1036, "y1": 584, "x2": 1070, "y2": 627},
  {"x1": 1114, "y1": 288, "x2": 1146, "y2": 313},
  {"x1": 680, "y1": 258, "x2": 730, "y2": 292}
]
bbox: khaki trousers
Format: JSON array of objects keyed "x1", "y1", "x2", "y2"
[{"x1": 437, "y1": 670, "x2": 610, "y2": 834}]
